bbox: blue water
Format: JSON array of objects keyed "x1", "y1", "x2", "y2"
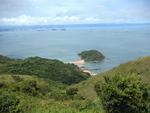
[{"x1": 0, "y1": 24, "x2": 150, "y2": 74}]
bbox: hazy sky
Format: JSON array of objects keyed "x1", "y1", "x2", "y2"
[{"x1": 0, "y1": 0, "x2": 150, "y2": 25}]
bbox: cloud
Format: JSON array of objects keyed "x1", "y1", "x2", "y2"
[
  {"x1": 0, "y1": 14, "x2": 149, "y2": 25},
  {"x1": 0, "y1": 0, "x2": 150, "y2": 25},
  {"x1": 0, "y1": 15, "x2": 104, "y2": 25},
  {"x1": 84, "y1": 17, "x2": 101, "y2": 22},
  {"x1": 0, "y1": 15, "x2": 49, "y2": 25},
  {"x1": 0, "y1": 15, "x2": 82, "y2": 25}
]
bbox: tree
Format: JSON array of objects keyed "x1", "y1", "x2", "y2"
[
  {"x1": 66, "y1": 88, "x2": 78, "y2": 99},
  {"x1": 95, "y1": 74, "x2": 150, "y2": 113}
]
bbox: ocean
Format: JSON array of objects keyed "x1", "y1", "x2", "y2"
[{"x1": 0, "y1": 24, "x2": 150, "y2": 74}]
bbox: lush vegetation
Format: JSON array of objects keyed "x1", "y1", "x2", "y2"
[
  {"x1": 74, "y1": 56, "x2": 150, "y2": 99},
  {"x1": 95, "y1": 74, "x2": 150, "y2": 113},
  {"x1": 0, "y1": 55, "x2": 89, "y2": 84},
  {"x1": 0, "y1": 55, "x2": 150, "y2": 113},
  {"x1": 0, "y1": 74, "x2": 104, "y2": 113},
  {"x1": 78, "y1": 50, "x2": 105, "y2": 62}
]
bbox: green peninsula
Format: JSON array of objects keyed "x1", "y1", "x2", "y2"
[
  {"x1": 78, "y1": 50, "x2": 105, "y2": 62},
  {"x1": 0, "y1": 55, "x2": 89, "y2": 85}
]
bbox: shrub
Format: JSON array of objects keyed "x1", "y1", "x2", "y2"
[
  {"x1": 95, "y1": 74, "x2": 150, "y2": 113},
  {"x1": 71, "y1": 99, "x2": 98, "y2": 111},
  {"x1": 12, "y1": 76, "x2": 23, "y2": 82},
  {"x1": 0, "y1": 91, "x2": 19, "y2": 113},
  {"x1": 48, "y1": 91, "x2": 68, "y2": 101},
  {"x1": 66, "y1": 88, "x2": 78, "y2": 99},
  {"x1": 18, "y1": 79, "x2": 49, "y2": 97},
  {"x1": 0, "y1": 82, "x2": 5, "y2": 88}
]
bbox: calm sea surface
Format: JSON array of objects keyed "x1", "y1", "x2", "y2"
[{"x1": 0, "y1": 24, "x2": 150, "y2": 74}]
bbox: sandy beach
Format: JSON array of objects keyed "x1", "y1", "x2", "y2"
[
  {"x1": 71, "y1": 59, "x2": 85, "y2": 67},
  {"x1": 69, "y1": 59, "x2": 93, "y2": 75}
]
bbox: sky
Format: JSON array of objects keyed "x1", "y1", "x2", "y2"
[{"x1": 0, "y1": 0, "x2": 150, "y2": 25}]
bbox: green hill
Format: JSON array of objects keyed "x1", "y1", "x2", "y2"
[
  {"x1": 0, "y1": 74, "x2": 104, "y2": 113},
  {"x1": 0, "y1": 55, "x2": 89, "y2": 85},
  {"x1": 0, "y1": 55, "x2": 150, "y2": 113},
  {"x1": 74, "y1": 56, "x2": 150, "y2": 99}
]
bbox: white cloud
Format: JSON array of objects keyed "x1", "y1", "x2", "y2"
[
  {"x1": 0, "y1": 0, "x2": 150, "y2": 25},
  {"x1": 54, "y1": 16, "x2": 80, "y2": 23},
  {"x1": 85, "y1": 17, "x2": 101, "y2": 23},
  {"x1": 0, "y1": 14, "x2": 149, "y2": 25},
  {"x1": 0, "y1": 15, "x2": 49, "y2": 25},
  {"x1": 0, "y1": 15, "x2": 101, "y2": 25}
]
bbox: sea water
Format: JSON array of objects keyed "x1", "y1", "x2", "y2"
[{"x1": 0, "y1": 24, "x2": 150, "y2": 74}]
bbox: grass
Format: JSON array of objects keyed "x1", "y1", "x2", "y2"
[
  {"x1": 30, "y1": 99, "x2": 105, "y2": 113},
  {"x1": 0, "y1": 56, "x2": 150, "y2": 113},
  {"x1": 74, "y1": 56, "x2": 150, "y2": 99},
  {"x1": 0, "y1": 74, "x2": 105, "y2": 113}
]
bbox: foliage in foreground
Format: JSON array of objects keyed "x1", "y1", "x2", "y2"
[
  {"x1": 30, "y1": 99, "x2": 104, "y2": 113},
  {"x1": 0, "y1": 56, "x2": 150, "y2": 113},
  {"x1": 0, "y1": 91, "x2": 19, "y2": 113},
  {"x1": 73, "y1": 56, "x2": 150, "y2": 100},
  {"x1": 95, "y1": 74, "x2": 150, "y2": 113},
  {"x1": 0, "y1": 74, "x2": 104, "y2": 113},
  {"x1": 0, "y1": 91, "x2": 34, "y2": 113}
]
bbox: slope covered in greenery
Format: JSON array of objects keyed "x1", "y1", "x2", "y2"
[
  {"x1": 0, "y1": 55, "x2": 89, "y2": 84},
  {"x1": 0, "y1": 74, "x2": 104, "y2": 113},
  {"x1": 74, "y1": 56, "x2": 150, "y2": 99},
  {"x1": 0, "y1": 55, "x2": 150, "y2": 113}
]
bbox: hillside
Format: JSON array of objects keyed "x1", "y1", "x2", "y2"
[
  {"x1": 0, "y1": 56, "x2": 150, "y2": 113},
  {"x1": 74, "y1": 56, "x2": 150, "y2": 99},
  {"x1": 0, "y1": 74, "x2": 104, "y2": 113},
  {"x1": 0, "y1": 55, "x2": 89, "y2": 85}
]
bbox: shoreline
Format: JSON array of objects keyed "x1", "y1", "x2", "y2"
[
  {"x1": 69, "y1": 59, "x2": 94, "y2": 75},
  {"x1": 70, "y1": 59, "x2": 85, "y2": 67}
]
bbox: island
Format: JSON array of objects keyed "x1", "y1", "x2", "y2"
[{"x1": 78, "y1": 50, "x2": 105, "y2": 62}]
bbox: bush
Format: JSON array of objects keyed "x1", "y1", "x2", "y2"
[
  {"x1": 66, "y1": 88, "x2": 78, "y2": 99},
  {"x1": 0, "y1": 91, "x2": 19, "y2": 113},
  {"x1": 48, "y1": 91, "x2": 68, "y2": 101},
  {"x1": 95, "y1": 74, "x2": 150, "y2": 113},
  {"x1": 0, "y1": 90, "x2": 38, "y2": 113},
  {"x1": 71, "y1": 99, "x2": 99, "y2": 111},
  {"x1": 16, "y1": 79, "x2": 49, "y2": 96}
]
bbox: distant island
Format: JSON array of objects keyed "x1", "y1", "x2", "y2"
[{"x1": 78, "y1": 50, "x2": 105, "y2": 62}]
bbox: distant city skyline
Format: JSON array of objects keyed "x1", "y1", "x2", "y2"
[{"x1": 0, "y1": 0, "x2": 150, "y2": 25}]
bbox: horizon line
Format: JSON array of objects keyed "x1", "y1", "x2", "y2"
[{"x1": 0, "y1": 22, "x2": 150, "y2": 27}]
